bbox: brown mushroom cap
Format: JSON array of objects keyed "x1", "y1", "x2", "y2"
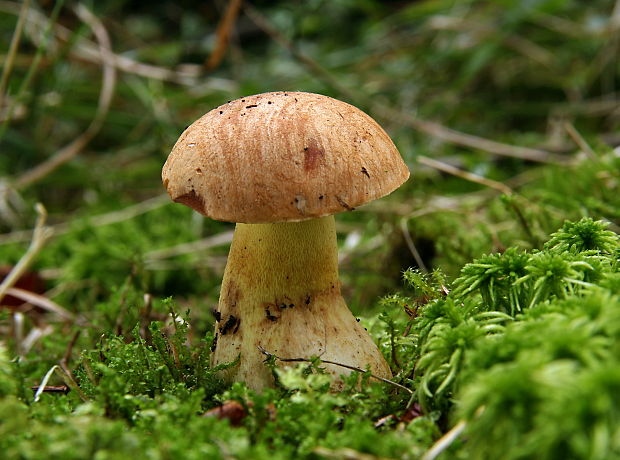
[{"x1": 162, "y1": 91, "x2": 409, "y2": 223}]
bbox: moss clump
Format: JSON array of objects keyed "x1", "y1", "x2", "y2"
[{"x1": 391, "y1": 217, "x2": 620, "y2": 459}]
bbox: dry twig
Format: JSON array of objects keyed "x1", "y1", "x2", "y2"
[
  {"x1": 33, "y1": 362, "x2": 88, "y2": 402},
  {"x1": 0, "y1": 178, "x2": 26, "y2": 226},
  {"x1": 13, "y1": 4, "x2": 117, "y2": 190},
  {"x1": 0, "y1": 194, "x2": 170, "y2": 245},
  {"x1": 58, "y1": 330, "x2": 88, "y2": 402},
  {"x1": 33, "y1": 364, "x2": 59, "y2": 402},
  {"x1": 258, "y1": 346, "x2": 413, "y2": 394},
  {"x1": 145, "y1": 230, "x2": 235, "y2": 261},
  {"x1": 0, "y1": 1, "x2": 233, "y2": 88},
  {"x1": 0, "y1": 0, "x2": 31, "y2": 108},
  {"x1": 564, "y1": 122, "x2": 596, "y2": 159},
  {"x1": 379, "y1": 107, "x2": 566, "y2": 164},
  {"x1": 207, "y1": 0, "x2": 244, "y2": 70},
  {"x1": 243, "y1": 4, "x2": 357, "y2": 101},
  {"x1": 420, "y1": 419, "x2": 468, "y2": 460},
  {"x1": 421, "y1": 406, "x2": 485, "y2": 460},
  {"x1": 400, "y1": 218, "x2": 429, "y2": 273},
  {"x1": 30, "y1": 384, "x2": 69, "y2": 395},
  {"x1": 0, "y1": 0, "x2": 63, "y2": 139},
  {"x1": 0, "y1": 203, "x2": 52, "y2": 304},
  {"x1": 418, "y1": 155, "x2": 513, "y2": 195},
  {"x1": 20, "y1": 324, "x2": 53, "y2": 355},
  {"x1": 5, "y1": 287, "x2": 74, "y2": 321}
]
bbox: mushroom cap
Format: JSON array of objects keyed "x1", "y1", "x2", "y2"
[{"x1": 162, "y1": 91, "x2": 409, "y2": 223}]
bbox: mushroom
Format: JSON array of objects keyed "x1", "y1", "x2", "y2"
[{"x1": 162, "y1": 91, "x2": 409, "y2": 391}]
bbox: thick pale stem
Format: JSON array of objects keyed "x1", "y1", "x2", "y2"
[{"x1": 211, "y1": 215, "x2": 391, "y2": 391}]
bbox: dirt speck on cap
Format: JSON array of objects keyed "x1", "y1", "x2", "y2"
[{"x1": 303, "y1": 140, "x2": 325, "y2": 172}]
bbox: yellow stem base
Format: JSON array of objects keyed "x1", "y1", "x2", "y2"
[{"x1": 211, "y1": 216, "x2": 392, "y2": 391}]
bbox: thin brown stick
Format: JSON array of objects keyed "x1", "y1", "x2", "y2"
[
  {"x1": 145, "y1": 230, "x2": 235, "y2": 261},
  {"x1": 55, "y1": 368, "x2": 82, "y2": 398},
  {"x1": 418, "y1": 155, "x2": 513, "y2": 195},
  {"x1": 0, "y1": 1, "x2": 232, "y2": 88},
  {"x1": 20, "y1": 324, "x2": 52, "y2": 355},
  {"x1": 564, "y1": 122, "x2": 596, "y2": 159},
  {"x1": 60, "y1": 330, "x2": 81, "y2": 368},
  {"x1": 612, "y1": 0, "x2": 620, "y2": 30},
  {"x1": 400, "y1": 218, "x2": 428, "y2": 273},
  {"x1": 0, "y1": 178, "x2": 26, "y2": 226},
  {"x1": 0, "y1": 0, "x2": 32, "y2": 108},
  {"x1": 33, "y1": 364, "x2": 59, "y2": 402},
  {"x1": 13, "y1": 4, "x2": 117, "y2": 190},
  {"x1": 421, "y1": 419, "x2": 468, "y2": 460},
  {"x1": 505, "y1": 34, "x2": 554, "y2": 66},
  {"x1": 6, "y1": 287, "x2": 74, "y2": 321},
  {"x1": 0, "y1": 0, "x2": 62, "y2": 141},
  {"x1": 0, "y1": 194, "x2": 170, "y2": 245},
  {"x1": 380, "y1": 108, "x2": 565, "y2": 164},
  {"x1": 534, "y1": 13, "x2": 586, "y2": 38},
  {"x1": 421, "y1": 406, "x2": 485, "y2": 460},
  {"x1": 243, "y1": 4, "x2": 357, "y2": 102},
  {"x1": 507, "y1": 197, "x2": 539, "y2": 246},
  {"x1": 30, "y1": 385, "x2": 70, "y2": 395},
  {"x1": 80, "y1": 356, "x2": 96, "y2": 385},
  {"x1": 207, "y1": 0, "x2": 244, "y2": 70},
  {"x1": 426, "y1": 15, "x2": 553, "y2": 66},
  {"x1": 58, "y1": 330, "x2": 88, "y2": 402},
  {"x1": 0, "y1": 204, "x2": 52, "y2": 304},
  {"x1": 258, "y1": 346, "x2": 413, "y2": 394}
]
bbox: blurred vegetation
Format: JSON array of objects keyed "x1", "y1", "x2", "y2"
[{"x1": 0, "y1": 0, "x2": 619, "y2": 458}]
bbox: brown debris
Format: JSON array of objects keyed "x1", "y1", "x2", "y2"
[
  {"x1": 0, "y1": 266, "x2": 45, "y2": 308},
  {"x1": 374, "y1": 403, "x2": 423, "y2": 429},
  {"x1": 203, "y1": 400, "x2": 276, "y2": 427},
  {"x1": 30, "y1": 385, "x2": 70, "y2": 395},
  {"x1": 203, "y1": 400, "x2": 247, "y2": 426}
]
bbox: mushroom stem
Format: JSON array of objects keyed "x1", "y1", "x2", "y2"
[{"x1": 211, "y1": 215, "x2": 391, "y2": 391}]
